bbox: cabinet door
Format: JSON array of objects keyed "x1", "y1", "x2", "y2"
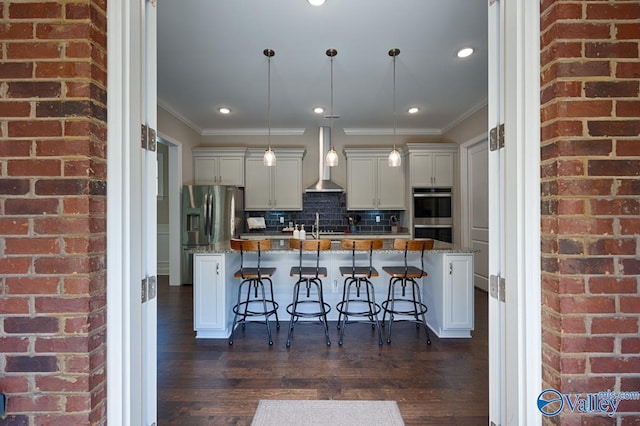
[
  {"x1": 272, "y1": 157, "x2": 302, "y2": 210},
  {"x1": 347, "y1": 157, "x2": 376, "y2": 209},
  {"x1": 432, "y1": 152, "x2": 454, "y2": 187},
  {"x1": 218, "y1": 157, "x2": 245, "y2": 186},
  {"x1": 443, "y1": 255, "x2": 474, "y2": 330},
  {"x1": 377, "y1": 158, "x2": 405, "y2": 209},
  {"x1": 194, "y1": 157, "x2": 219, "y2": 184},
  {"x1": 244, "y1": 158, "x2": 272, "y2": 210},
  {"x1": 193, "y1": 254, "x2": 224, "y2": 331},
  {"x1": 410, "y1": 153, "x2": 434, "y2": 187}
]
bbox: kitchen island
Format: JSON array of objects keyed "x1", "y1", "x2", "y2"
[{"x1": 192, "y1": 238, "x2": 475, "y2": 340}]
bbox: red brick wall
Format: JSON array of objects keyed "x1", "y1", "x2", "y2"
[
  {"x1": 0, "y1": 1, "x2": 107, "y2": 424},
  {"x1": 540, "y1": 0, "x2": 640, "y2": 424}
]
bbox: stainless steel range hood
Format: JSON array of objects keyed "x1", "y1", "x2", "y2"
[{"x1": 306, "y1": 126, "x2": 343, "y2": 192}]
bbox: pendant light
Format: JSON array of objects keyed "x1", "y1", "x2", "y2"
[
  {"x1": 388, "y1": 48, "x2": 401, "y2": 168},
  {"x1": 325, "y1": 48, "x2": 339, "y2": 167},
  {"x1": 263, "y1": 49, "x2": 276, "y2": 166}
]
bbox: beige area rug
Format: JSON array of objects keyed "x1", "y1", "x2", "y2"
[{"x1": 251, "y1": 399, "x2": 405, "y2": 426}]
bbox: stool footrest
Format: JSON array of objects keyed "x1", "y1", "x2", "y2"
[
  {"x1": 286, "y1": 301, "x2": 332, "y2": 318},
  {"x1": 381, "y1": 299, "x2": 428, "y2": 316},
  {"x1": 336, "y1": 300, "x2": 382, "y2": 317}
]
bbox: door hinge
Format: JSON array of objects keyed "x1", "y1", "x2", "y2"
[
  {"x1": 141, "y1": 275, "x2": 157, "y2": 303},
  {"x1": 489, "y1": 123, "x2": 504, "y2": 151},
  {"x1": 148, "y1": 0, "x2": 157, "y2": 6},
  {"x1": 141, "y1": 124, "x2": 157, "y2": 152},
  {"x1": 490, "y1": 274, "x2": 505, "y2": 302},
  {"x1": 490, "y1": 422, "x2": 499, "y2": 426},
  {"x1": 489, "y1": 0, "x2": 497, "y2": 6}
]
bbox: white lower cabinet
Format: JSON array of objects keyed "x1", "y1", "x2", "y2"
[
  {"x1": 193, "y1": 253, "x2": 240, "y2": 338},
  {"x1": 422, "y1": 253, "x2": 474, "y2": 338}
]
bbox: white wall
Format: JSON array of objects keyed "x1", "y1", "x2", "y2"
[{"x1": 158, "y1": 105, "x2": 201, "y2": 184}]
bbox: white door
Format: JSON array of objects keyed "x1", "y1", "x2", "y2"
[
  {"x1": 488, "y1": 0, "x2": 542, "y2": 424},
  {"x1": 463, "y1": 139, "x2": 489, "y2": 292},
  {"x1": 106, "y1": 0, "x2": 157, "y2": 424},
  {"x1": 142, "y1": 0, "x2": 158, "y2": 423},
  {"x1": 487, "y1": 0, "x2": 506, "y2": 423}
]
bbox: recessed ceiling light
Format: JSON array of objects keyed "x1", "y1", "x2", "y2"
[
  {"x1": 457, "y1": 47, "x2": 474, "y2": 58},
  {"x1": 308, "y1": 0, "x2": 326, "y2": 5},
  {"x1": 313, "y1": 107, "x2": 324, "y2": 114},
  {"x1": 218, "y1": 107, "x2": 231, "y2": 114},
  {"x1": 408, "y1": 107, "x2": 420, "y2": 114}
]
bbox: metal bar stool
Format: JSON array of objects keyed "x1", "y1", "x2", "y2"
[
  {"x1": 286, "y1": 239, "x2": 332, "y2": 348},
  {"x1": 381, "y1": 239, "x2": 434, "y2": 344},
  {"x1": 229, "y1": 239, "x2": 280, "y2": 345},
  {"x1": 336, "y1": 239, "x2": 384, "y2": 346}
]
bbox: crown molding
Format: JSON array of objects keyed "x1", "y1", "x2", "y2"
[
  {"x1": 440, "y1": 98, "x2": 488, "y2": 134},
  {"x1": 342, "y1": 127, "x2": 442, "y2": 136},
  {"x1": 201, "y1": 128, "x2": 306, "y2": 136},
  {"x1": 157, "y1": 100, "x2": 203, "y2": 134}
]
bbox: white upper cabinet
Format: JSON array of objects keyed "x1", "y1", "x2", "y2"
[
  {"x1": 193, "y1": 147, "x2": 246, "y2": 186},
  {"x1": 244, "y1": 148, "x2": 305, "y2": 211},
  {"x1": 407, "y1": 143, "x2": 458, "y2": 188},
  {"x1": 344, "y1": 148, "x2": 405, "y2": 210}
]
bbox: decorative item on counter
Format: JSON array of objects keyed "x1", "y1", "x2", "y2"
[
  {"x1": 293, "y1": 225, "x2": 300, "y2": 239},
  {"x1": 299, "y1": 224, "x2": 306, "y2": 240},
  {"x1": 345, "y1": 215, "x2": 361, "y2": 233},
  {"x1": 390, "y1": 215, "x2": 399, "y2": 233},
  {"x1": 247, "y1": 217, "x2": 266, "y2": 230}
]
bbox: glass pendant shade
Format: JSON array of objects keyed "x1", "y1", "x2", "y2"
[
  {"x1": 263, "y1": 147, "x2": 276, "y2": 166},
  {"x1": 325, "y1": 147, "x2": 339, "y2": 167},
  {"x1": 388, "y1": 148, "x2": 401, "y2": 167}
]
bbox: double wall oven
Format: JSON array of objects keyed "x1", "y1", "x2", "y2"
[{"x1": 412, "y1": 187, "x2": 453, "y2": 243}]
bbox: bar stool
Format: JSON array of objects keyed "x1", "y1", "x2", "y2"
[
  {"x1": 229, "y1": 239, "x2": 280, "y2": 346},
  {"x1": 286, "y1": 239, "x2": 332, "y2": 348},
  {"x1": 381, "y1": 239, "x2": 434, "y2": 345},
  {"x1": 336, "y1": 239, "x2": 384, "y2": 346}
]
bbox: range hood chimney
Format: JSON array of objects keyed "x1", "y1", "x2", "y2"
[{"x1": 305, "y1": 126, "x2": 343, "y2": 192}]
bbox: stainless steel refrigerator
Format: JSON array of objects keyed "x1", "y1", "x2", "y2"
[{"x1": 181, "y1": 185, "x2": 244, "y2": 284}]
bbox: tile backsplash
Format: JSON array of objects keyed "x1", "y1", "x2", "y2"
[{"x1": 246, "y1": 192, "x2": 402, "y2": 233}]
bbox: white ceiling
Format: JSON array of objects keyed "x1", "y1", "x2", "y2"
[{"x1": 157, "y1": 0, "x2": 488, "y2": 136}]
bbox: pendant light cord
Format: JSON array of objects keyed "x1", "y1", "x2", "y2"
[
  {"x1": 392, "y1": 53, "x2": 397, "y2": 151},
  {"x1": 267, "y1": 54, "x2": 272, "y2": 150},
  {"x1": 330, "y1": 54, "x2": 334, "y2": 141}
]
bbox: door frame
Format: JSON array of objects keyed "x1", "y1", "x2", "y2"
[
  {"x1": 158, "y1": 132, "x2": 184, "y2": 286},
  {"x1": 459, "y1": 133, "x2": 489, "y2": 292},
  {"x1": 488, "y1": 0, "x2": 542, "y2": 424},
  {"x1": 106, "y1": 0, "x2": 157, "y2": 424},
  {"x1": 106, "y1": 1, "x2": 543, "y2": 423}
]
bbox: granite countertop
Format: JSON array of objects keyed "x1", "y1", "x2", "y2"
[{"x1": 191, "y1": 238, "x2": 475, "y2": 254}]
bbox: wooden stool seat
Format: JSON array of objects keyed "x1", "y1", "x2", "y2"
[
  {"x1": 335, "y1": 239, "x2": 384, "y2": 346},
  {"x1": 235, "y1": 267, "x2": 276, "y2": 279},
  {"x1": 286, "y1": 239, "x2": 332, "y2": 347},
  {"x1": 290, "y1": 266, "x2": 328, "y2": 278},
  {"x1": 229, "y1": 239, "x2": 280, "y2": 346},
  {"x1": 381, "y1": 239, "x2": 434, "y2": 345},
  {"x1": 338, "y1": 266, "x2": 379, "y2": 278},
  {"x1": 381, "y1": 266, "x2": 424, "y2": 279}
]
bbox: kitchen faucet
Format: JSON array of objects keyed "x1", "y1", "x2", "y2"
[{"x1": 312, "y1": 212, "x2": 320, "y2": 239}]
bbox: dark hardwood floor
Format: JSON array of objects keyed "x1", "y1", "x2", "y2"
[{"x1": 157, "y1": 276, "x2": 489, "y2": 425}]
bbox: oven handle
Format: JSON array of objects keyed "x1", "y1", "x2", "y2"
[
  {"x1": 414, "y1": 224, "x2": 453, "y2": 229},
  {"x1": 413, "y1": 193, "x2": 452, "y2": 198}
]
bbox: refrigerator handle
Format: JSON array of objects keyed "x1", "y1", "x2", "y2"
[
  {"x1": 208, "y1": 192, "x2": 214, "y2": 243},
  {"x1": 204, "y1": 192, "x2": 211, "y2": 240}
]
